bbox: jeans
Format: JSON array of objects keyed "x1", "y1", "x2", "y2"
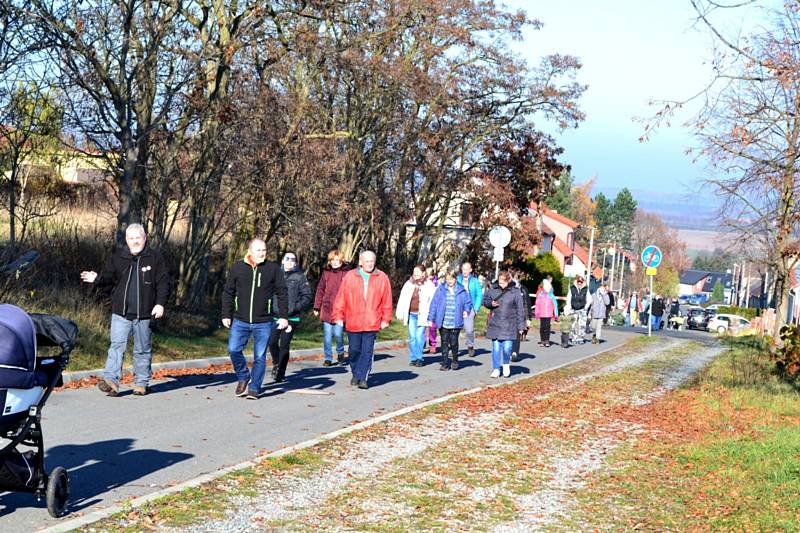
[
  {"x1": 463, "y1": 310, "x2": 476, "y2": 348},
  {"x1": 269, "y1": 325, "x2": 295, "y2": 380},
  {"x1": 228, "y1": 319, "x2": 275, "y2": 392},
  {"x1": 491, "y1": 339, "x2": 514, "y2": 369},
  {"x1": 322, "y1": 321, "x2": 345, "y2": 362},
  {"x1": 651, "y1": 315, "x2": 662, "y2": 331},
  {"x1": 347, "y1": 330, "x2": 378, "y2": 381},
  {"x1": 407, "y1": 313, "x2": 426, "y2": 362},
  {"x1": 104, "y1": 314, "x2": 152, "y2": 387}
]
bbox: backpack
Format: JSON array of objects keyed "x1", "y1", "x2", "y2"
[{"x1": 570, "y1": 285, "x2": 587, "y2": 310}]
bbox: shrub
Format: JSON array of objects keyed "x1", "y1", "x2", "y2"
[
  {"x1": 521, "y1": 252, "x2": 565, "y2": 297},
  {"x1": 716, "y1": 306, "x2": 760, "y2": 320},
  {"x1": 772, "y1": 324, "x2": 800, "y2": 382}
]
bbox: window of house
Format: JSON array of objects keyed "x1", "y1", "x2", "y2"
[{"x1": 567, "y1": 232, "x2": 575, "y2": 250}]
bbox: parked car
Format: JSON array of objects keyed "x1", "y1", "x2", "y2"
[
  {"x1": 708, "y1": 314, "x2": 751, "y2": 335},
  {"x1": 705, "y1": 303, "x2": 723, "y2": 312},
  {"x1": 687, "y1": 307, "x2": 714, "y2": 331}
]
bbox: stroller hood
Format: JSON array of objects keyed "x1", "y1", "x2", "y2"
[{"x1": 0, "y1": 304, "x2": 37, "y2": 389}]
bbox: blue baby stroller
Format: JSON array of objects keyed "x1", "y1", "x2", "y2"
[{"x1": 0, "y1": 303, "x2": 77, "y2": 517}]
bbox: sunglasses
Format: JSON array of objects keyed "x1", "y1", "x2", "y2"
[{"x1": 283, "y1": 256, "x2": 297, "y2": 262}]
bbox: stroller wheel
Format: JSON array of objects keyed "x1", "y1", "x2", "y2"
[{"x1": 46, "y1": 466, "x2": 69, "y2": 518}]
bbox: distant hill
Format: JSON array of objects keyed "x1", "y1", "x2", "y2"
[{"x1": 594, "y1": 187, "x2": 723, "y2": 230}]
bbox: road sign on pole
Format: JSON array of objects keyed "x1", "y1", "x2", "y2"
[
  {"x1": 640, "y1": 244, "x2": 663, "y2": 337},
  {"x1": 640, "y1": 245, "x2": 662, "y2": 269},
  {"x1": 489, "y1": 226, "x2": 511, "y2": 281}
]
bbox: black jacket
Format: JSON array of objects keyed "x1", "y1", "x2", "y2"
[
  {"x1": 272, "y1": 266, "x2": 313, "y2": 320},
  {"x1": 483, "y1": 282, "x2": 527, "y2": 340},
  {"x1": 651, "y1": 298, "x2": 666, "y2": 317},
  {"x1": 221, "y1": 259, "x2": 289, "y2": 323},
  {"x1": 95, "y1": 243, "x2": 170, "y2": 319}
]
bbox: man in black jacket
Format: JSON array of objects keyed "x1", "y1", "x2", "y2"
[
  {"x1": 221, "y1": 238, "x2": 289, "y2": 399},
  {"x1": 269, "y1": 252, "x2": 312, "y2": 382},
  {"x1": 80, "y1": 223, "x2": 170, "y2": 396}
]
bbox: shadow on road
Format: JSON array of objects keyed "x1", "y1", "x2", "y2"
[{"x1": 0, "y1": 438, "x2": 192, "y2": 516}]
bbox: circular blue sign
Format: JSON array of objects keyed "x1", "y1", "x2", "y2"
[{"x1": 641, "y1": 245, "x2": 663, "y2": 268}]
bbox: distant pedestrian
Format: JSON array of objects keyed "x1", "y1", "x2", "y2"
[
  {"x1": 396, "y1": 264, "x2": 436, "y2": 367},
  {"x1": 625, "y1": 291, "x2": 641, "y2": 327},
  {"x1": 332, "y1": 251, "x2": 393, "y2": 390},
  {"x1": 429, "y1": 270, "x2": 473, "y2": 370},
  {"x1": 589, "y1": 285, "x2": 610, "y2": 343},
  {"x1": 604, "y1": 289, "x2": 616, "y2": 325},
  {"x1": 424, "y1": 267, "x2": 439, "y2": 354},
  {"x1": 565, "y1": 276, "x2": 590, "y2": 344},
  {"x1": 511, "y1": 272, "x2": 532, "y2": 361},
  {"x1": 221, "y1": 238, "x2": 289, "y2": 399},
  {"x1": 534, "y1": 279, "x2": 558, "y2": 347},
  {"x1": 313, "y1": 250, "x2": 351, "y2": 367},
  {"x1": 483, "y1": 271, "x2": 527, "y2": 378},
  {"x1": 269, "y1": 252, "x2": 313, "y2": 383},
  {"x1": 80, "y1": 223, "x2": 170, "y2": 397},
  {"x1": 457, "y1": 262, "x2": 484, "y2": 357},
  {"x1": 651, "y1": 295, "x2": 665, "y2": 331}
]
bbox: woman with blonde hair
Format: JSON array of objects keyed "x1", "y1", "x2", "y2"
[{"x1": 313, "y1": 250, "x2": 351, "y2": 366}]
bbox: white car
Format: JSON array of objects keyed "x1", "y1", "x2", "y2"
[{"x1": 707, "y1": 314, "x2": 750, "y2": 334}]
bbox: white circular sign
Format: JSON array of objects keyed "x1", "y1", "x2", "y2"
[{"x1": 488, "y1": 226, "x2": 511, "y2": 248}]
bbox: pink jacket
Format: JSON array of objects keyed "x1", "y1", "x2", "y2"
[{"x1": 534, "y1": 287, "x2": 556, "y2": 319}]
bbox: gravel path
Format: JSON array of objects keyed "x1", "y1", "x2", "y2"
[{"x1": 495, "y1": 341, "x2": 725, "y2": 532}]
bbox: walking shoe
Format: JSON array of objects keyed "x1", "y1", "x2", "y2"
[
  {"x1": 468, "y1": 346, "x2": 475, "y2": 357},
  {"x1": 271, "y1": 366, "x2": 279, "y2": 380},
  {"x1": 439, "y1": 364, "x2": 449, "y2": 371},
  {"x1": 502, "y1": 364, "x2": 511, "y2": 377},
  {"x1": 235, "y1": 380, "x2": 250, "y2": 397},
  {"x1": 423, "y1": 346, "x2": 431, "y2": 354},
  {"x1": 510, "y1": 352, "x2": 519, "y2": 362},
  {"x1": 451, "y1": 360, "x2": 459, "y2": 370},
  {"x1": 339, "y1": 357, "x2": 349, "y2": 366},
  {"x1": 490, "y1": 368, "x2": 501, "y2": 378},
  {"x1": 132, "y1": 385, "x2": 147, "y2": 396},
  {"x1": 245, "y1": 390, "x2": 259, "y2": 400},
  {"x1": 350, "y1": 376, "x2": 358, "y2": 386},
  {"x1": 357, "y1": 380, "x2": 369, "y2": 389},
  {"x1": 323, "y1": 360, "x2": 334, "y2": 367},
  {"x1": 97, "y1": 378, "x2": 119, "y2": 397},
  {"x1": 592, "y1": 335, "x2": 598, "y2": 344}
]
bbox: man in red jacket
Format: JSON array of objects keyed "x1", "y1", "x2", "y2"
[{"x1": 332, "y1": 250, "x2": 392, "y2": 389}]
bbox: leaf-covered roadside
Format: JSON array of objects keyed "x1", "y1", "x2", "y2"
[{"x1": 80, "y1": 336, "x2": 798, "y2": 532}]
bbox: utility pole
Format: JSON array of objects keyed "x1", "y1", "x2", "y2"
[
  {"x1": 586, "y1": 227, "x2": 595, "y2": 287},
  {"x1": 609, "y1": 242, "x2": 617, "y2": 293}
]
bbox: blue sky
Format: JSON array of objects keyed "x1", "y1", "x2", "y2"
[{"x1": 504, "y1": 1, "x2": 758, "y2": 199}]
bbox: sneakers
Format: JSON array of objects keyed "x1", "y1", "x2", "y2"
[
  {"x1": 502, "y1": 364, "x2": 511, "y2": 378},
  {"x1": 339, "y1": 357, "x2": 349, "y2": 366},
  {"x1": 592, "y1": 335, "x2": 598, "y2": 344},
  {"x1": 439, "y1": 364, "x2": 449, "y2": 371},
  {"x1": 132, "y1": 385, "x2": 147, "y2": 396},
  {"x1": 245, "y1": 390, "x2": 259, "y2": 400},
  {"x1": 510, "y1": 352, "x2": 519, "y2": 362},
  {"x1": 234, "y1": 380, "x2": 250, "y2": 397},
  {"x1": 490, "y1": 368, "x2": 501, "y2": 378},
  {"x1": 271, "y1": 365, "x2": 279, "y2": 380},
  {"x1": 468, "y1": 346, "x2": 475, "y2": 357},
  {"x1": 357, "y1": 380, "x2": 369, "y2": 389},
  {"x1": 323, "y1": 360, "x2": 334, "y2": 367},
  {"x1": 451, "y1": 360, "x2": 459, "y2": 370},
  {"x1": 97, "y1": 378, "x2": 119, "y2": 397},
  {"x1": 350, "y1": 376, "x2": 358, "y2": 386}
]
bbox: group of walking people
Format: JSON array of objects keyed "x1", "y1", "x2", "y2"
[{"x1": 83, "y1": 223, "x2": 649, "y2": 399}]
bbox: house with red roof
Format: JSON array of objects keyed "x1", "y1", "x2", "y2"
[{"x1": 531, "y1": 202, "x2": 602, "y2": 279}]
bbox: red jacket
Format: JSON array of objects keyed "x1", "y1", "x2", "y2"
[
  {"x1": 313, "y1": 266, "x2": 351, "y2": 323},
  {"x1": 332, "y1": 268, "x2": 393, "y2": 332}
]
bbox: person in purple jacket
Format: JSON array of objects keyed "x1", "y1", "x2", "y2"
[
  {"x1": 428, "y1": 271, "x2": 473, "y2": 371},
  {"x1": 313, "y1": 250, "x2": 351, "y2": 366}
]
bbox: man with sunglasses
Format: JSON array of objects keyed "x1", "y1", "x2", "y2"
[
  {"x1": 565, "y1": 275, "x2": 590, "y2": 344},
  {"x1": 269, "y1": 252, "x2": 313, "y2": 383}
]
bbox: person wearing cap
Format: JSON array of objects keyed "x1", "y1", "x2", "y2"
[
  {"x1": 269, "y1": 252, "x2": 313, "y2": 382},
  {"x1": 565, "y1": 275, "x2": 590, "y2": 344},
  {"x1": 221, "y1": 238, "x2": 289, "y2": 399}
]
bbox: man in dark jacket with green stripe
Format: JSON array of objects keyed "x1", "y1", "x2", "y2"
[{"x1": 221, "y1": 238, "x2": 289, "y2": 399}]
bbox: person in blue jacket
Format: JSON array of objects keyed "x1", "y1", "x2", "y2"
[
  {"x1": 457, "y1": 261, "x2": 483, "y2": 357},
  {"x1": 429, "y1": 271, "x2": 473, "y2": 370}
]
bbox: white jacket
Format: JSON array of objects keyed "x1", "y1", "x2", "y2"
[{"x1": 395, "y1": 279, "x2": 436, "y2": 325}]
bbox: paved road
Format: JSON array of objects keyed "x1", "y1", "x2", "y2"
[{"x1": 3, "y1": 329, "x2": 636, "y2": 531}]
